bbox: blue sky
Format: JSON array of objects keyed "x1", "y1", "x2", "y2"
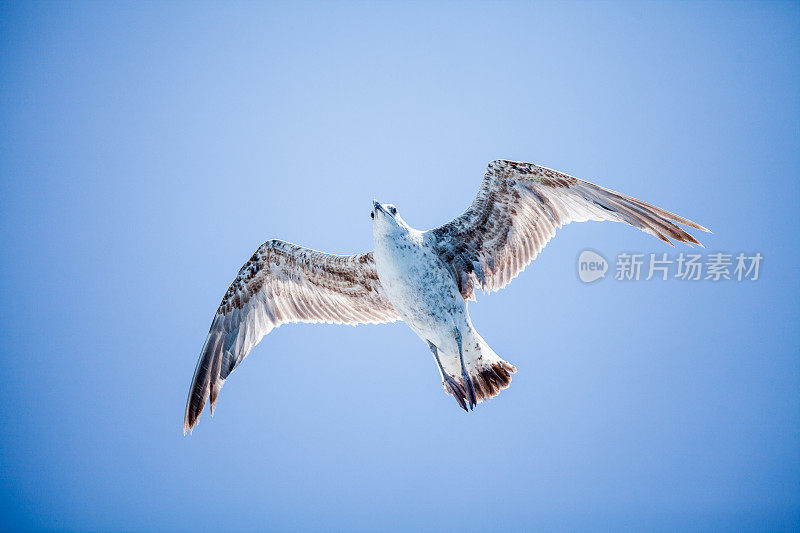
[{"x1": 1, "y1": 1, "x2": 798, "y2": 531}]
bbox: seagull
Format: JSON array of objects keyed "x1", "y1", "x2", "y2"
[{"x1": 184, "y1": 159, "x2": 708, "y2": 432}]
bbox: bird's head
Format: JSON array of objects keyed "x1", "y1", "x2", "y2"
[{"x1": 371, "y1": 200, "x2": 409, "y2": 236}]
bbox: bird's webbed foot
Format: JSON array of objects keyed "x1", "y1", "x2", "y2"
[
  {"x1": 443, "y1": 373, "x2": 469, "y2": 412},
  {"x1": 427, "y1": 339, "x2": 469, "y2": 412},
  {"x1": 454, "y1": 328, "x2": 477, "y2": 410}
]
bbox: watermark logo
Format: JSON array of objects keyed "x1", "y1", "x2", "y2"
[
  {"x1": 577, "y1": 249, "x2": 762, "y2": 283},
  {"x1": 577, "y1": 250, "x2": 608, "y2": 283}
]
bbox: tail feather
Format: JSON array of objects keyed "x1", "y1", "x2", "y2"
[
  {"x1": 469, "y1": 360, "x2": 517, "y2": 403},
  {"x1": 444, "y1": 354, "x2": 517, "y2": 409},
  {"x1": 439, "y1": 332, "x2": 517, "y2": 409}
]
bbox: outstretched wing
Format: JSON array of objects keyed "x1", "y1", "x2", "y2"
[
  {"x1": 428, "y1": 160, "x2": 709, "y2": 300},
  {"x1": 184, "y1": 239, "x2": 399, "y2": 433}
]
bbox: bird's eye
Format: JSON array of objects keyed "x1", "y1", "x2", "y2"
[
  {"x1": 370, "y1": 212, "x2": 374, "y2": 219},
  {"x1": 389, "y1": 206, "x2": 397, "y2": 215}
]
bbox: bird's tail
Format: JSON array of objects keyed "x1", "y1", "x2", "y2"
[{"x1": 451, "y1": 333, "x2": 516, "y2": 408}]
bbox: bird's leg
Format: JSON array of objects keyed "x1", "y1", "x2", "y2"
[
  {"x1": 454, "y1": 328, "x2": 477, "y2": 410},
  {"x1": 426, "y1": 340, "x2": 468, "y2": 412}
]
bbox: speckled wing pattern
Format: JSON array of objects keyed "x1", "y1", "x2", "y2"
[
  {"x1": 430, "y1": 160, "x2": 710, "y2": 300},
  {"x1": 184, "y1": 239, "x2": 399, "y2": 433}
]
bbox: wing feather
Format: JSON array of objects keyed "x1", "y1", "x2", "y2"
[
  {"x1": 184, "y1": 239, "x2": 398, "y2": 433},
  {"x1": 428, "y1": 160, "x2": 709, "y2": 300}
]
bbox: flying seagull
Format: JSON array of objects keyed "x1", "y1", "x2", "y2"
[{"x1": 184, "y1": 159, "x2": 708, "y2": 432}]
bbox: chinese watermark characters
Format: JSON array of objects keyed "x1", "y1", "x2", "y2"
[{"x1": 578, "y1": 250, "x2": 762, "y2": 283}]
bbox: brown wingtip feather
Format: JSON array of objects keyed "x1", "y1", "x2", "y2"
[
  {"x1": 183, "y1": 329, "x2": 224, "y2": 435},
  {"x1": 675, "y1": 216, "x2": 711, "y2": 233},
  {"x1": 631, "y1": 202, "x2": 709, "y2": 247},
  {"x1": 184, "y1": 382, "x2": 210, "y2": 435},
  {"x1": 624, "y1": 194, "x2": 710, "y2": 235},
  {"x1": 183, "y1": 402, "x2": 202, "y2": 435}
]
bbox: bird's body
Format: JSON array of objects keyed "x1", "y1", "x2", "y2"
[
  {"x1": 372, "y1": 220, "x2": 464, "y2": 354},
  {"x1": 183, "y1": 160, "x2": 710, "y2": 432},
  {"x1": 372, "y1": 203, "x2": 513, "y2": 407}
]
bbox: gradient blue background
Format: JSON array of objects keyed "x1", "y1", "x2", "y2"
[{"x1": 1, "y1": 2, "x2": 798, "y2": 531}]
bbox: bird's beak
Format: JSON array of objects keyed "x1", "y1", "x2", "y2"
[{"x1": 373, "y1": 199, "x2": 384, "y2": 213}]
